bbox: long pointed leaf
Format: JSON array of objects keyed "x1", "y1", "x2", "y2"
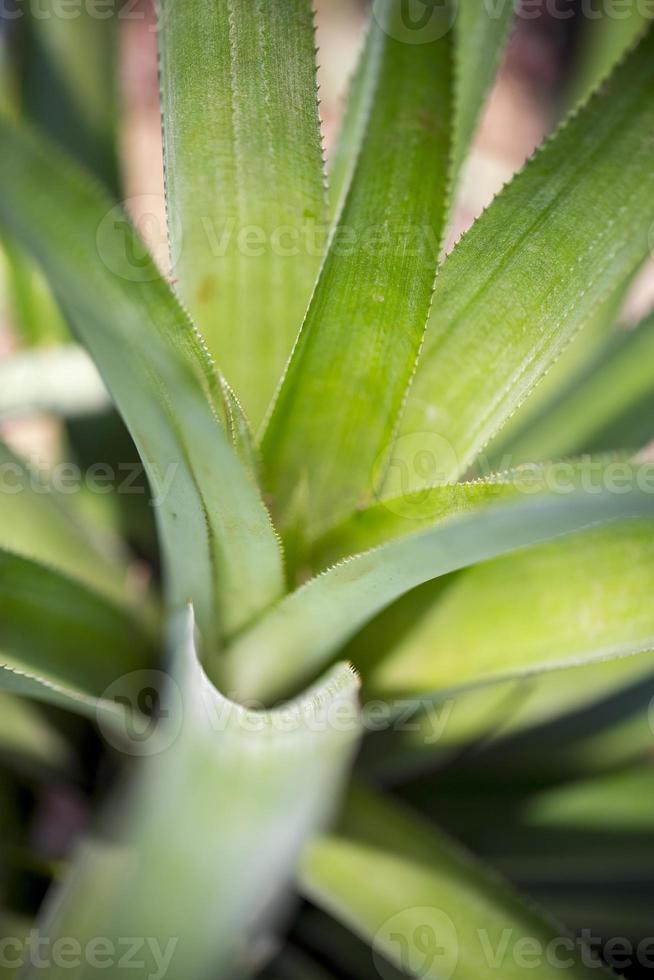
[
  {"x1": 361, "y1": 653, "x2": 654, "y2": 781},
  {"x1": 393, "y1": 27, "x2": 654, "y2": 488},
  {"x1": 226, "y1": 468, "x2": 654, "y2": 701},
  {"x1": 568, "y1": 5, "x2": 650, "y2": 108},
  {"x1": 159, "y1": 0, "x2": 327, "y2": 427},
  {"x1": 329, "y1": 0, "x2": 513, "y2": 224},
  {"x1": 450, "y1": 0, "x2": 515, "y2": 182},
  {"x1": 24, "y1": 609, "x2": 361, "y2": 980},
  {"x1": 482, "y1": 272, "x2": 636, "y2": 469},
  {"x1": 526, "y1": 767, "x2": 654, "y2": 833},
  {"x1": 262, "y1": 1, "x2": 453, "y2": 540},
  {"x1": 326, "y1": 18, "x2": 383, "y2": 225},
  {"x1": 301, "y1": 787, "x2": 610, "y2": 980},
  {"x1": 311, "y1": 475, "x2": 522, "y2": 571},
  {"x1": 0, "y1": 117, "x2": 285, "y2": 651},
  {"x1": 0, "y1": 438, "x2": 129, "y2": 604},
  {"x1": 495, "y1": 310, "x2": 654, "y2": 465},
  {"x1": 19, "y1": 0, "x2": 118, "y2": 192},
  {"x1": 0, "y1": 236, "x2": 69, "y2": 347},
  {"x1": 0, "y1": 549, "x2": 151, "y2": 721},
  {"x1": 369, "y1": 522, "x2": 654, "y2": 696}
]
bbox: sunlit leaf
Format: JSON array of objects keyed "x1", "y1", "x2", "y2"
[
  {"x1": 159, "y1": 0, "x2": 327, "y2": 427},
  {"x1": 483, "y1": 273, "x2": 635, "y2": 470},
  {"x1": 262, "y1": 0, "x2": 453, "y2": 540},
  {"x1": 526, "y1": 767, "x2": 654, "y2": 833},
  {"x1": 226, "y1": 468, "x2": 654, "y2": 701},
  {"x1": 0, "y1": 237, "x2": 69, "y2": 347},
  {"x1": 369, "y1": 522, "x2": 654, "y2": 697},
  {"x1": 493, "y1": 310, "x2": 654, "y2": 465},
  {"x1": 302, "y1": 787, "x2": 608, "y2": 980},
  {"x1": 393, "y1": 27, "x2": 654, "y2": 488}
]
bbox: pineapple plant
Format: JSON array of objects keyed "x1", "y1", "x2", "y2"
[{"x1": 0, "y1": 1, "x2": 654, "y2": 977}]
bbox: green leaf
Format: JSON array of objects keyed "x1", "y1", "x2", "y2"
[
  {"x1": 526, "y1": 767, "x2": 654, "y2": 833},
  {"x1": 0, "y1": 116, "x2": 285, "y2": 651},
  {"x1": 482, "y1": 270, "x2": 635, "y2": 470},
  {"x1": 0, "y1": 548, "x2": 151, "y2": 721},
  {"x1": 2, "y1": 2, "x2": 117, "y2": 350},
  {"x1": 0, "y1": 27, "x2": 17, "y2": 117},
  {"x1": 262, "y1": 2, "x2": 453, "y2": 540},
  {"x1": 568, "y1": 3, "x2": 651, "y2": 109},
  {"x1": 368, "y1": 522, "x2": 654, "y2": 697},
  {"x1": 481, "y1": 651, "x2": 654, "y2": 762},
  {"x1": 159, "y1": 0, "x2": 327, "y2": 428},
  {"x1": 326, "y1": 18, "x2": 383, "y2": 225},
  {"x1": 329, "y1": 0, "x2": 512, "y2": 225},
  {"x1": 311, "y1": 476, "x2": 521, "y2": 571},
  {"x1": 0, "y1": 438, "x2": 130, "y2": 605},
  {"x1": 0, "y1": 236, "x2": 69, "y2": 347},
  {"x1": 226, "y1": 467, "x2": 654, "y2": 702},
  {"x1": 301, "y1": 787, "x2": 610, "y2": 980},
  {"x1": 20, "y1": 0, "x2": 119, "y2": 192},
  {"x1": 360, "y1": 652, "x2": 654, "y2": 781},
  {"x1": 0, "y1": 691, "x2": 73, "y2": 776},
  {"x1": 493, "y1": 310, "x2": 654, "y2": 465},
  {"x1": 450, "y1": 0, "x2": 515, "y2": 183},
  {"x1": 23, "y1": 608, "x2": 361, "y2": 980},
  {"x1": 393, "y1": 27, "x2": 654, "y2": 489}
]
